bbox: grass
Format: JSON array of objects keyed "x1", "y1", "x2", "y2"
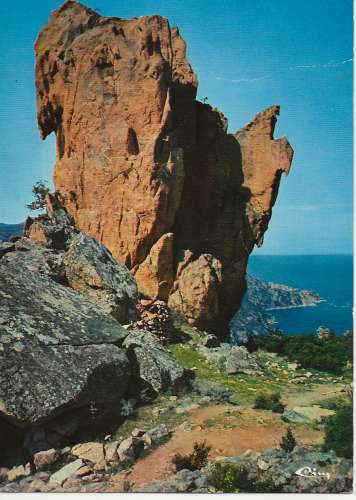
[{"x1": 169, "y1": 343, "x2": 291, "y2": 406}]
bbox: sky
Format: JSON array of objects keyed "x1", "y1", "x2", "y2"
[{"x1": 0, "y1": 0, "x2": 353, "y2": 254}]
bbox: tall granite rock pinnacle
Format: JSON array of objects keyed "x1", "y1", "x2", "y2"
[{"x1": 35, "y1": 0, "x2": 293, "y2": 338}]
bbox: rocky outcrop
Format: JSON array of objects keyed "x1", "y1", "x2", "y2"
[
  {"x1": 0, "y1": 243, "x2": 131, "y2": 444},
  {"x1": 123, "y1": 330, "x2": 193, "y2": 401},
  {"x1": 0, "y1": 207, "x2": 190, "y2": 465},
  {"x1": 198, "y1": 343, "x2": 262, "y2": 375},
  {"x1": 137, "y1": 447, "x2": 352, "y2": 493},
  {"x1": 35, "y1": 1, "x2": 293, "y2": 338},
  {"x1": 168, "y1": 253, "x2": 222, "y2": 330},
  {"x1": 64, "y1": 233, "x2": 139, "y2": 323},
  {"x1": 24, "y1": 193, "x2": 75, "y2": 250},
  {"x1": 133, "y1": 233, "x2": 174, "y2": 302}
]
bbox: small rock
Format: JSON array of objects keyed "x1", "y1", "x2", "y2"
[
  {"x1": 71, "y1": 442, "x2": 105, "y2": 464},
  {"x1": 49, "y1": 459, "x2": 84, "y2": 487},
  {"x1": 143, "y1": 423, "x2": 170, "y2": 446},
  {"x1": 7, "y1": 464, "x2": 31, "y2": 482},
  {"x1": 25, "y1": 479, "x2": 47, "y2": 492},
  {"x1": 104, "y1": 440, "x2": 120, "y2": 463},
  {"x1": 117, "y1": 437, "x2": 144, "y2": 462},
  {"x1": 287, "y1": 363, "x2": 299, "y2": 371},
  {"x1": 194, "y1": 474, "x2": 209, "y2": 488},
  {"x1": 175, "y1": 403, "x2": 199, "y2": 414},
  {"x1": 0, "y1": 467, "x2": 9, "y2": 482},
  {"x1": 257, "y1": 459, "x2": 270, "y2": 471},
  {"x1": 94, "y1": 459, "x2": 107, "y2": 472},
  {"x1": 34, "y1": 448, "x2": 60, "y2": 471},
  {"x1": 131, "y1": 428, "x2": 146, "y2": 438}
]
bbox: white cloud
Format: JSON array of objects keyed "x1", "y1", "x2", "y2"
[
  {"x1": 290, "y1": 58, "x2": 353, "y2": 70},
  {"x1": 282, "y1": 203, "x2": 351, "y2": 211},
  {"x1": 215, "y1": 58, "x2": 352, "y2": 85},
  {"x1": 215, "y1": 74, "x2": 271, "y2": 84}
]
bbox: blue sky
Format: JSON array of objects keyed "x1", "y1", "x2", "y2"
[{"x1": 0, "y1": 0, "x2": 353, "y2": 254}]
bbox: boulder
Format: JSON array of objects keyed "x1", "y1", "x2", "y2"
[
  {"x1": 225, "y1": 346, "x2": 262, "y2": 375},
  {"x1": 64, "y1": 233, "x2": 139, "y2": 323},
  {"x1": 71, "y1": 442, "x2": 105, "y2": 464},
  {"x1": 198, "y1": 343, "x2": 261, "y2": 375},
  {"x1": 35, "y1": 1, "x2": 293, "y2": 338},
  {"x1": 49, "y1": 459, "x2": 84, "y2": 487},
  {"x1": 33, "y1": 449, "x2": 60, "y2": 471},
  {"x1": 283, "y1": 406, "x2": 335, "y2": 424},
  {"x1": 217, "y1": 446, "x2": 353, "y2": 493},
  {"x1": 25, "y1": 192, "x2": 76, "y2": 250},
  {"x1": 123, "y1": 330, "x2": 193, "y2": 399},
  {"x1": 104, "y1": 441, "x2": 120, "y2": 463},
  {"x1": 7, "y1": 464, "x2": 31, "y2": 482},
  {"x1": 117, "y1": 437, "x2": 144, "y2": 462},
  {"x1": 142, "y1": 424, "x2": 170, "y2": 446},
  {"x1": 0, "y1": 251, "x2": 131, "y2": 447}
]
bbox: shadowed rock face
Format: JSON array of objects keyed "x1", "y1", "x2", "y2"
[{"x1": 35, "y1": 0, "x2": 293, "y2": 338}]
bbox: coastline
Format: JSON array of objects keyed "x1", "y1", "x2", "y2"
[{"x1": 266, "y1": 299, "x2": 325, "y2": 311}]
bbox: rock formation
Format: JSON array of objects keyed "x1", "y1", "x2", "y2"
[
  {"x1": 0, "y1": 203, "x2": 191, "y2": 465},
  {"x1": 35, "y1": 0, "x2": 293, "y2": 337}
]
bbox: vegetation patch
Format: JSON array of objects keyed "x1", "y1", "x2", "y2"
[
  {"x1": 323, "y1": 399, "x2": 353, "y2": 458},
  {"x1": 254, "y1": 392, "x2": 285, "y2": 413},
  {"x1": 280, "y1": 426, "x2": 297, "y2": 452},
  {"x1": 209, "y1": 463, "x2": 282, "y2": 493},
  {"x1": 172, "y1": 441, "x2": 211, "y2": 472},
  {"x1": 252, "y1": 332, "x2": 352, "y2": 375}
]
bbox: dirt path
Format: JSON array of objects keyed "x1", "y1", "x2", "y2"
[
  {"x1": 107, "y1": 404, "x2": 323, "y2": 491},
  {"x1": 282, "y1": 383, "x2": 345, "y2": 409}
]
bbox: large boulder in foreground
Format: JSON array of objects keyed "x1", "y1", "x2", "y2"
[
  {"x1": 64, "y1": 233, "x2": 139, "y2": 324},
  {"x1": 35, "y1": 1, "x2": 293, "y2": 338},
  {"x1": 0, "y1": 246, "x2": 130, "y2": 437},
  {"x1": 123, "y1": 330, "x2": 193, "y2": 401}
]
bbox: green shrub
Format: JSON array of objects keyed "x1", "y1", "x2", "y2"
[
  {"x1": 172, "y1": 441, "x2": 211, "y2": 472},
  {"x1": 253, "y1": 334, "x2": 352, "y2": 375},
  {"x1": 27, "y1": 180, "x2": 50, "y2": 212},
  {"x1": 252, "y1": 330, "x2": 285, "y2": 354},
  {"x1": 209, "y1": 463, "x2": 282, "y2": 493},
  {"x1": 280, "y1": 426, "x2": 297, "y2": 452},
  {"x1": 254, "y1": 392, "x2": 285, "y2": 413},
  {"x1": 323, "y1": 401, "x2": 353, "y2": 458}
]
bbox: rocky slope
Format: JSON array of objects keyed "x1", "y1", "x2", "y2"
[
  {"x1": 34, "y1": 0, "x2": 293, "y2": 338},
  {"x1": 0, "y1": 198, "x2": 192, "y2": 467}
]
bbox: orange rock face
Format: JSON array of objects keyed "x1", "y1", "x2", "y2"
[{"x1": 35, "y1": 1, "x2": 293, "y2": 337}]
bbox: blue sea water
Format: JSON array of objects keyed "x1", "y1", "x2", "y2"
[{"x1": 248, "y1": 255, "x2": 353, "y2": 336}]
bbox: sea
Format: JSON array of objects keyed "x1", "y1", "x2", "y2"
[{"x1": 248, "y1": 254, "x2": 353, "y2": 336}]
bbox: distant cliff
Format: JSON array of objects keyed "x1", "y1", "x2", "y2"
[
  {"x1": 230, "y1": 275, "x2": 321, "y2": 344},
  {"x1": 34, "y1": 0, "x2": 293, "y2": 338},
  {"x1": 0, "y1": 223, "x2": 23, "y2": 241}
]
